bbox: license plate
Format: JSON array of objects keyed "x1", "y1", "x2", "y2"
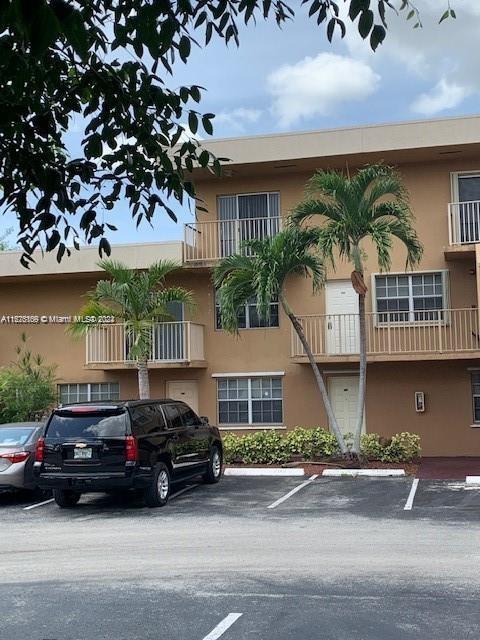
[{"x1": 74, "y1": 448, "x2": 92, "y2": 460}]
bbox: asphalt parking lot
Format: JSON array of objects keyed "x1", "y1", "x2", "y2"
[{"x1": 2, "y1": 475, "x2": 480, "y2": 639}]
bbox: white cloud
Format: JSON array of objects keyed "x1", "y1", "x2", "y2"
[
  {"x1": 214, "y1": 107, "x2": 263, "y2": 133},
  {"x1": 266, "y1": 53, "x2": 380, "y2": 127},
  {"x1": 411, "y1": 78, "x2": 472, "y2": 116},
  {"x1": 342, "y1": 3, "x2": 480, "y2": 114}
]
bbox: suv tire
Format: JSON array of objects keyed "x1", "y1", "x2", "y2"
[
  {"x1": 53, "y1": 489, "x2": 81, "y2": 508},
  {"x1": 203, "y1": 446, "x2": 222, "y2": 484},
  {"x1": 144, "y1": 462, "x2": 171, "y2": 508}
]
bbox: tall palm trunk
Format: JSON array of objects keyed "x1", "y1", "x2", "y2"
[
  {"x1": 137, "y1": 358, "x2": 150, "y2": 399},
  {"x1": 279, "y1": 294, "x2": 348, "y2": 456},
  {"x1": 353, "y1": 292, "x2": 367, "y2": 455}
]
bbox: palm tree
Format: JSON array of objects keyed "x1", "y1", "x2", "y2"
[
  {"x1": 214, "y1": 226, "x2": 349, "y2": 456},
  {"x1": 70, "y1": 260, "x2": 194, "y2": 399},
  {"x1": 291, "y1": 164, "x2": 423, "y2": 456}
]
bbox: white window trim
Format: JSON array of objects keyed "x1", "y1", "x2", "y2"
[
  {"x1": 471, "y1": 372, "x2": 480, "y2": 425},
  {"x1": 216, "y1": 375, "x2": 284, "y2": 427},
  {"x1": 218, "y1": 425, "x2": 287, "y2": 431},
  {"x1": 212, "y1": 371, "x2": 285, "y2": 378},
  {"x1": 217, "y1": 191, "x2": 281, "y2": 218},
  {"x1": 450, "y1": 171, "x2": 480, "y2": 203},
  {"x1": 371, "y1": 270, "x2": 450, "y2": 327},
  {"x1": 58, "y1": 382, "x2": 120, "y2": 404}
]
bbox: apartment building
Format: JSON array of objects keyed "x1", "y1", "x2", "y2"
[{"x1": 1, "y1": 115, "x2": 480, "y2": 456}]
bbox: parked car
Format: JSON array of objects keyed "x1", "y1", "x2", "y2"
[
  {"x1": 34, "y1": 400, "x2": 223, "y2": 508},
  {"x1": 0, "y1": 422, "x2": 45, "y2": 494}
]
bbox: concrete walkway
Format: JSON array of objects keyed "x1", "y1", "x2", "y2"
[{"x1": 418, "y1": 457, "x2": 480, "y2": 479}]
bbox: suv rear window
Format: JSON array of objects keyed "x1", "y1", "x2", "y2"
[{"x1": 47, "y1": 411, "x2": 128, "y2": 439}]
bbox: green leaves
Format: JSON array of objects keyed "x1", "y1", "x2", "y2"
[
  {"x1": 291, "y1": 164, "x2": 423, "y2": 275},
  {"x1": 358, "y1": 8, "x2": 374, "y2": 39},
  {"x1": 439, "y1": 7, "x2": 456, "y2": 23},
  {"x1": 370, "y1": 24, "x2": 386, "y2": 50},
  {"x1": 0, "y1": 0, "x2": 446, "y2": 267},
  {"x1": 61, "y1": 9, "x2": 89, "y2": 60}
]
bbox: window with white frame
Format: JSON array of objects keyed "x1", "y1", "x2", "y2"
[
  {"x1": 472, "y1": 372, "x2": 480, "y2": 424},
  {"x1": 58, "y1": 382, "x2": 120, "y2": 404},
  {"x1": 217, "y1": 376, "x2": 283, "y2": 425},
  {"x1": 374, "y1": 272, "x2": 448, "y2": 323},
  {"x1": 215, "y1": 292, "x2": 279, "y2": 330}
]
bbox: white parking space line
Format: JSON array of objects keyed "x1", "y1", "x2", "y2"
[
  {"x1": 23, "y1": 498, "x2": 54, "y2": 511},
  {"x1": 267, "y1": 474, "x2": 319, "y2": 510},
  {"x1": 404, "y1": 478, "x2": 419, "y2": 511},
  {"x1": 170, "y1": 484, "x2": 200, "y2": 500},
  {"x1": 202, "y1": 613, "x2": 243, "y2": 640}
]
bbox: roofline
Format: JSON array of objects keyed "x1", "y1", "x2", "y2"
[
  {"x1": 204, "y1": 114, "x2": 480, "y2": 146},
  {"x1": 0, "y1": 240, "x2": 185, "y2": 280},
  {"x1": 195, "y1": 114, "x2": 480, "y2": 171}
]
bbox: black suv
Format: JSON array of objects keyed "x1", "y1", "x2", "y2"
[{"x1": 34, "y1": 400, "x2": 223, "y2": 508}]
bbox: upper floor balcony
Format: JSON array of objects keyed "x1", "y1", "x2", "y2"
[
  {"x1": 291, "y1": 308, "x2": 480, "y2": 362},
  {"x1": 85, "y1": 321, "x2": 206, "y2": 369},
  {"x1": 184, "y1": 216, "x2": 283, "y2": 264},
  {"x1": 448, "y1": 201, "x2": 480, "y2": 246}
]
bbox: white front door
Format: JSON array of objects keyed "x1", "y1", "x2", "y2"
[
  {"x1": 166, "y1": 380, "x2": 199, "y2": 413},
  {"x1": 329, "y1": 376, "x2": 365, "y2": 438},
  {"x1": 326, "y1": 280, "x2": 359, "y2": 355}
]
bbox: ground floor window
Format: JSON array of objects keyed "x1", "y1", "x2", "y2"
[
  {"x1": 58, "y1": 382, "x2": 120, "y2": 404},
  {"x1": 217, "y1": 376, "x2": 283, "y2": 425},
  {"x1": 472, "y1": 372, "x2": 480, "y2": 424}
]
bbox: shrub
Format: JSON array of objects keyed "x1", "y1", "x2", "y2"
[
  {"x1": 223, "y1": 431, "x2": 290, "y2": 465},
  {"x1": 0, "y1": 334, "x2": 56, "y2": 422},
  {"x1": 381, "y1": 432, "x2": 421, "y2": 463},
  {"x1": 222, "y1": 433, "x2": 246, "y2": 464},
  {"x1": 223, "y1": 428, "x2": 421, "y2": 465},
  {"x1": 360, "y1": 433, "x2": 384, "y2": 461},
  {"x1": 286, "y1": 427, "x2": 339, "y2": 460}
]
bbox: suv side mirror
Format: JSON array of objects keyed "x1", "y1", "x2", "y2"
[{"x1": 200, "y1": 416, "x2": 209, "y2": 425}]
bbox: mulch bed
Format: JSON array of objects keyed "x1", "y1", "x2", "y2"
[{"x1": 225, "y1": 461, "x2": 419, "y2": 476}]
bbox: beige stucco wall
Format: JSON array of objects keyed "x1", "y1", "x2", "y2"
[{"x1": 1, "y1": 147, "x2": 480, "y2": 456}]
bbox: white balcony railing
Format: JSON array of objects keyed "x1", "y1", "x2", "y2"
[
  {"x1": 448, "y1": 201, "x2": 480, "y2": 245},
  {"x1": 184, "y1": 217, "x2": 282, "y2": 262},
  {"x1": 291, "y1": 309, "x2": 480, "y2": 358},
  {"x1": 86, "y1": 322, "x2": 205, "y2": 365}
]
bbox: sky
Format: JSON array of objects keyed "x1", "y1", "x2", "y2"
[{"x1": 2, "y1": 0, "x2": 480, "y2": 249}]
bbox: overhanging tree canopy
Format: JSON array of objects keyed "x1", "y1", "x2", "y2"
[{"x1": 0, "y1": 0, "x2": 451, "y2": 266}]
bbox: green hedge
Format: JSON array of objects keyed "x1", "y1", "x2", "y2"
[{"x1": 223, "y1": 428, "x2": 421, "y2": 465}]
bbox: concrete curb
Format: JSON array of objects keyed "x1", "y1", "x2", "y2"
[
  {"x1": 224, "y1": 468, "x2": 305, "y2": 477},
  {"x1": 466, "y1": 476, "x2": 480, "y2": 484},
  {"x1": 322, "y1": 469, "x2": 405, "y2": 477}
]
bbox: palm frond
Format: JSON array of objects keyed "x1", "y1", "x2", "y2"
[
  {"x1": 292, "y1": 164, "x2": 423, "y2": 274},
  {"x1": 214, "y1": 227, "x2": 325, "y2": 333}
]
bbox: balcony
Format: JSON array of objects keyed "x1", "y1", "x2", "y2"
[
  {"x1": 184, "y1": 217, "x2": 282, "y2": 264},
  {"x1": 291, "y1": 309, "x2": 480, "y2": 362},
  {"x1": 85, "y1": 322, "x2": 206, "y2": 369},
  {"x1": 448, "y1": 201, "x2": 480, "y2": 245}
]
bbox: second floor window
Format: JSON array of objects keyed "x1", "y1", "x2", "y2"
[
  {"x1": 215, "y1": 293, "x2": 279, "y2": 330},
  {"x1": 374, "y1": 272, "x2": 448, "y2": 323}
]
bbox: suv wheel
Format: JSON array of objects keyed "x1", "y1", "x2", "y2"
[
  {"x1": 144, "y1": 462, "x2": 171, "y2": 508},
  {"x1": 203, "y1": 446, "x2": 222, "y2": 484},
  {"x1": 53, "y1": 489, "x2": 81, "y2": 508}
]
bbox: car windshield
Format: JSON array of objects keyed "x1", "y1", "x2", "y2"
[
  {"x1": 47, "y1": 412, "x2": 127, "y2": 439},
  {"x1": 0, "y1": 428, "x2": 35, "y2": 446}
]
